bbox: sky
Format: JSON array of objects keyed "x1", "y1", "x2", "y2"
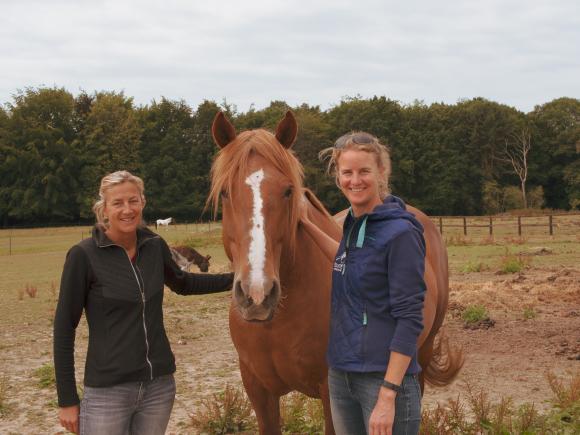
[{"x1": 1, "y1": 0, "x2": 579, "y2": 114}]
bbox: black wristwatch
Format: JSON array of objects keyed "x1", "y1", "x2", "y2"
[{"x1": 381, "y1": 380, "x2": 402, "y2": 393}]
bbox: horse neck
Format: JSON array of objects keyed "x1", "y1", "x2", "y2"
[{"x1": 189, "y1": 248, "x2": 204, "y2": 264}]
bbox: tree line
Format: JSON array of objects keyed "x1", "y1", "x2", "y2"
[{"x1": 0, "y1": 87, "x2": 578, "y2": 227}]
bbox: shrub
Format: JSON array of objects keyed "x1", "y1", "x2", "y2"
[
  {"x1": 523, "y1": 306, "x2": 537, "y2": 320},
  {"x1": 421, "y1": 373, "x2": 579, "y2": 433},
  {"x1": 461, "y1": 305, "x2": 489, "y2": 325},
  {"x1": 34, "y1": 363, "x2": 55, "y2": 388},
  {"x1": 0, "y1": 376, "x2": 11, "y2": 418},
  {"x1": 280, "y1": 392, "x2": 324, "y2": 434},
  {"x1": 461, "y1": 261, "x2": 488, "y2": 273},
  {"x1": 25, "y1": 284, "x2": 38, "y2": 298},
  {"x1": 189, "y1": 384, "x2": 256, "y2": 434},
  {"x1": 499, "y1": 253, "x2": 529, "y2": 274}
]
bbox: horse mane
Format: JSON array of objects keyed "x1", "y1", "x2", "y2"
[{"x1": 208, "y1": 129, "x2": 304, "y2": 255}]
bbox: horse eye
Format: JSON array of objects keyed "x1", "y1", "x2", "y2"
[
  {"x1": 221, "y1": 190, "x2": 229, "y2": 199},
  {"x1": 284, "y1": 187, "x2": 293, "y2": 198}
]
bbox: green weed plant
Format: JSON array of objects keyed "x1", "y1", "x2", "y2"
[
  {"x1": 461, "y1": 305, "x2": 489, "y2": 325},
  {"x1": 0, "y1": 375, "x2": 11, "y2": 418},
  {"x1": 461, "y1": 261, "x2": 489, "y2": 273},
  {"x1": 280, "y1": 392, "x2": 324, "y2": 434},
  {"x1": 499, "y1": 249, "x2": 530, "y2": 274},
  {"x1": 421, "y1": 372, "x2": 580, "y2": 433},
  {"x1": 34, "y1": 363, "x2": 55, "y2": 389},
  {"x1": 189, "y1": 384, "x2": 256, "y2": 434}
]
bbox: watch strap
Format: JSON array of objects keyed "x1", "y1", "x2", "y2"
[{"x1": 381, "y1": 380, "x2": 402, "y2": 393}]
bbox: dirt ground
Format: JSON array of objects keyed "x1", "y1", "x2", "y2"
[{"x1": 0, "y1": 266, "x2": 578, "y2": 434}]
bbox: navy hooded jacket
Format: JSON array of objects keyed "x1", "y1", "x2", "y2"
[{"x1": 326, "y1": 195, "x2": 426, "y2": 374}]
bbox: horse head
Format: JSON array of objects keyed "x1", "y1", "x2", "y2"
[
  {"x1": 198, "y1": 254, "x2": 211, "y2": 272},
  {"x1": 209, "y1": 111, "x2": 301, "y2": 321}
]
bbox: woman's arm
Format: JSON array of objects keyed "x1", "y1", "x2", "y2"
[
  {"x1": 370, "y1": 228, "x2": 427, "y2": 435},
  {"x1": 161, "y1": 240, "x2": 233, "y2": 294},
  {"x1": 299, "y1": 206, "x2": 340, "y2": 263},
  {"x1": 54, "y1": 245, "x2": 90, "y2": 433}
]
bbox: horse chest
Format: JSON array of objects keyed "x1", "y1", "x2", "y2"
[{"x1": 229, "y1": 313, "x2": 325, "y2": 382}]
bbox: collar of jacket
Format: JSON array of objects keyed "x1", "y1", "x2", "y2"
[{"x1": 92, "y1": 225, "x2": 159, "y2": 249}]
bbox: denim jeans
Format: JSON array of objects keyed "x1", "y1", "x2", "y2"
[
  {"x1": 80, "y1": 374, "x2": 176, "y2": 435},
  {"x1": 328, "y1": 368, "x2": 421, "y2": 435}
]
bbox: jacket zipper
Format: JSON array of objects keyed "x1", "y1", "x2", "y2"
[
  {"x1": 131, "y1": 253, "x2": 153, "y2": 380},
  {"x1": 124, "y1": 249, "x2": 154, "y2": 380}
]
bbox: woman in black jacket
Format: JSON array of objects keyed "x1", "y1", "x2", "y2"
[{"x1": 54, "y1": 170, "x2": 233, "y2": 435}]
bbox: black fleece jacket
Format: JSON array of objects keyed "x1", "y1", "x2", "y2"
[{"x1": 53, "y1": 225, "x2": 233, "y2": 407}]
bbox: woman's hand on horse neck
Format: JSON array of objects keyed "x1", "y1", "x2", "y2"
[{"x1": 299, "y1": 214, "x2": 339, "y2": 263}]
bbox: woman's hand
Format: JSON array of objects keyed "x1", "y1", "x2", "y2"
[
  {"x1": 369, "y1": 387, "x2": 396, "y2": 435},
  {"x1": 59, "y1": 405, "x2": 80, "y2": 434}
]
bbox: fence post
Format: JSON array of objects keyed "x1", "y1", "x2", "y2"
[
  {"x1": 463, "y1": 217, "x2": 467, "y2": 236},
  {"x1": 518, "y1": 216, "x2": 522, "y2": 236},
  {"x1": 489, "y1": 216, "x2": 493, "y2": 236},
  {"x1": 8, "y1": 236, "x2": 11, "y2": 255},
  {"x1": 439, "y1": 217, "x2": 443, "y2": 234},
  {"x1": 549, "y1": 215, "x2": 553, "y2": 236}
]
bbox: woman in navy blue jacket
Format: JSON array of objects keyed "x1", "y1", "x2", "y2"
[{"x1": 301, "y1": 132, "x2": 426, "y2": 435}]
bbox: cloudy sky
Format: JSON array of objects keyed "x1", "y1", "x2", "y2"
[{"x1": 1, "y1": 0, "x2": 578, "y2": 113}]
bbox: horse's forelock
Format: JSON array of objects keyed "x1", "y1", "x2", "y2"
[{"x1": 208, "y1": 129, "x2": 304, "y2": 253}]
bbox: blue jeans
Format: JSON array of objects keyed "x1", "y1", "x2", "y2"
[
  {"x1": 328, "y1": 368, "x2": 421, "y2": 435},
  {"x1": 80, "y1": 374, "x2": 176, "y2": 435}
]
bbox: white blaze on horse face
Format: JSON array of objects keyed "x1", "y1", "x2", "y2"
[{"x1": 245, "y1": 169, "x2": 266, "y2": 305}]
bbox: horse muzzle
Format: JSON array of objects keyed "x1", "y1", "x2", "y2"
[{"x1": 233, "y1": 278, "x2": 281, "y2": 321}]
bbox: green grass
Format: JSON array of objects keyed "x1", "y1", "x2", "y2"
[
  {"x1": 460, "y1": 261, "x2": 489, "y2": 273},
  {"x1": 461, "y1": 304, "x2": 489, "y2": 325},
  {"x1": 523, "y1": 306, "x2": 537, "y2": 320},
  {"x1": 34, "y1": 363, "x2": 55, "y2": 389},
  {"x1": 0, "y1": 376, "x2": 10, "y2": 418},
  {"x1": 499, "y1": 253, "x2": 529, "y2": 274}
]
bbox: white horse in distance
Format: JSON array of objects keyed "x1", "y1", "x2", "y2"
[{"x1": 155, "y1": 217, "x2": 173, "y2": 230}]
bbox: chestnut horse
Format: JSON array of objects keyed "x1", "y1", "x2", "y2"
[{"x1": 209, "y1": 111, "x2": 462, "y2": 434}]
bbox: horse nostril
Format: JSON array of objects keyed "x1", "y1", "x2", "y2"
[{"x1": 234, "y1": 281, "x2": 252, "y2": 308}]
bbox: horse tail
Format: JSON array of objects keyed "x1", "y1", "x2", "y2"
[{"x1": 423, "y1": 328, "x2": 464, "y2": 387}]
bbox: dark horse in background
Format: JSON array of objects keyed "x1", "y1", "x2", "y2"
[{"x1": 208, "y1": 111, "x2": 462, "y2": 434}]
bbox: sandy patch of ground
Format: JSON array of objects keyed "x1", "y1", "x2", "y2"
[{"x1": 0, "y1": 267, "x2": 578, "y2": 434}]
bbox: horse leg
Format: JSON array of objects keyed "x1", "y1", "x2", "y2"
[
  {"x1": 239, "y1": 361, "x2": 281, "y2": 435},
  {"x1": 319, "y1": 377, "x2": 336, "y2": 435}
]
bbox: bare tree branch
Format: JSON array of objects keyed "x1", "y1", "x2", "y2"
[{"x1": 497, "y1": 128, "x2": 531, "y2": 208}]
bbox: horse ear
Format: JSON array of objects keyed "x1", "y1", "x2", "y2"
[
  {"x1": 275, "y1": 111, "x2": 298, "y2": 149},
  {"x1": 206, "y1": 255, "x2": 211, "y2": 260},
  {"x1": 212, "y1": 112, "x2": 237, "y2": 148}
]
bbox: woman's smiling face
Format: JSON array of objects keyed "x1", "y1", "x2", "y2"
[
  {"x1": 103, "y1": 181, "x2": 144, "y2": 237},
  {"x1": 337, "y1": 149, "x2": 383, "y2": 216}
]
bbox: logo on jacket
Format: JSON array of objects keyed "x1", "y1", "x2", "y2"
[{"x1": 333, "y1": 252, "x2": 346, "y2": 274}]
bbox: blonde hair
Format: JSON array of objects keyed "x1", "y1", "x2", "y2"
[
  {"x1": 319, "y1": 131, "x2": 392, "y2": 199},
  {"x1": 92, "y1": 170, "x2": 146, "y2": 227}
]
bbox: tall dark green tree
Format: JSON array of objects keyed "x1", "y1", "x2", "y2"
[
  {"x1": 529, "y1": 98, "x2": 580, "y2": 209},
  {"x1": 0, "y1": 87, "x2": 80, "y2": 224}
]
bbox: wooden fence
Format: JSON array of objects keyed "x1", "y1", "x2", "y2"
[{"x1": 430, "y1": 213, "x2": 580, "y2": 238}]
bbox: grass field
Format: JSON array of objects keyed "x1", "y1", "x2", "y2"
[{"x1": 0, "y1": 222, "x2": 578, "y2": 433}]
